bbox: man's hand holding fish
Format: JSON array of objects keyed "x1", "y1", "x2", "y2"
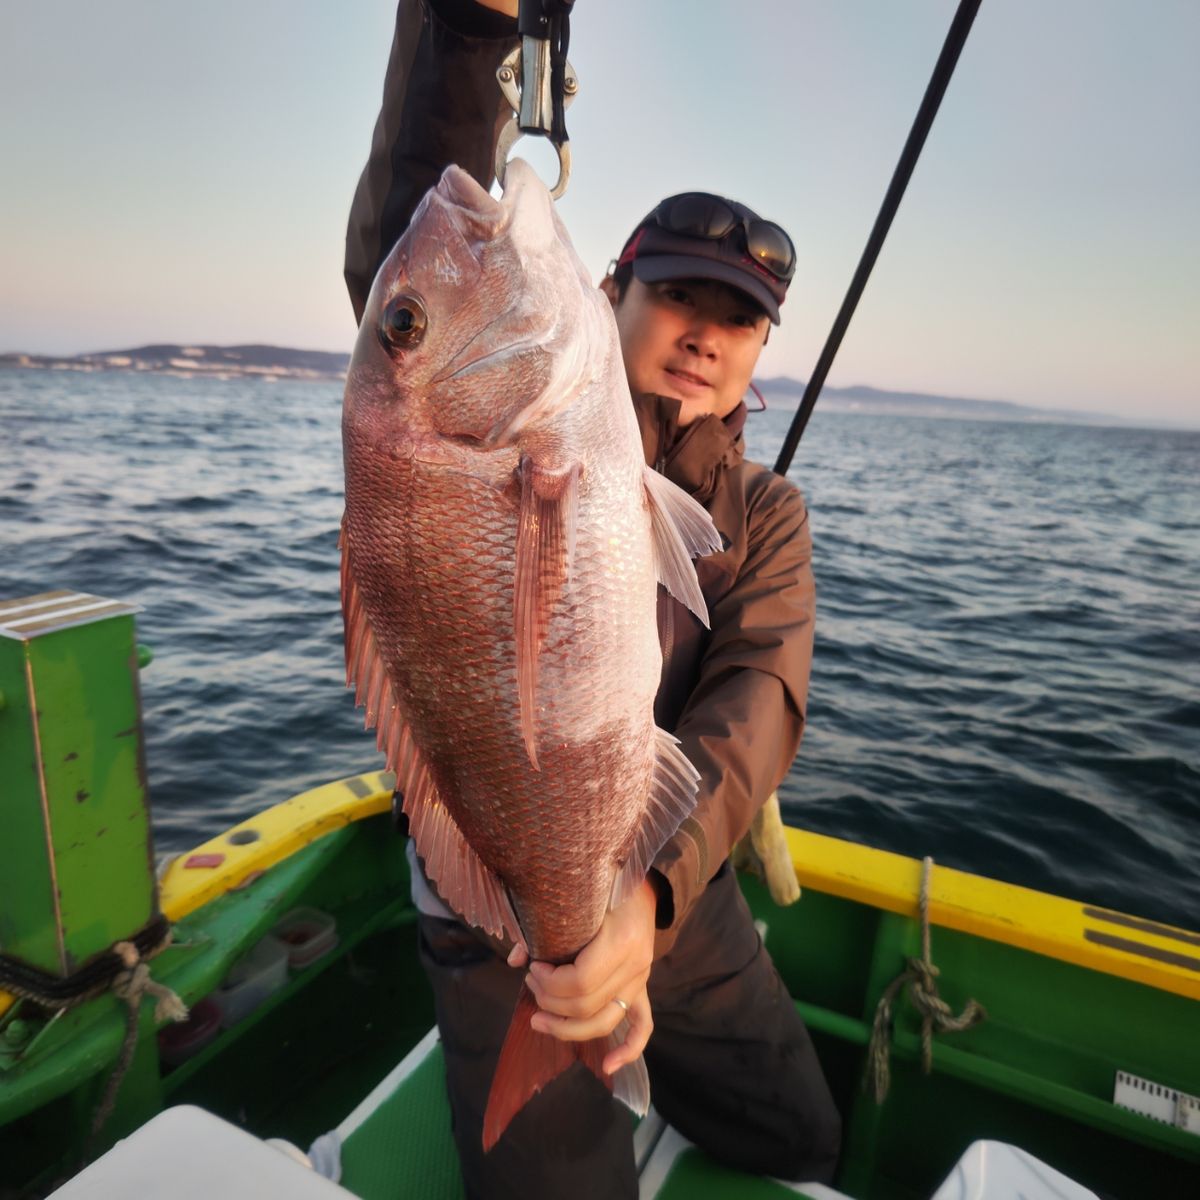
[{"x1": 514, "y1": 876, "x2": 657, "y2": 1075}]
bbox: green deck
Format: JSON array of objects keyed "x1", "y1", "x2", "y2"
[
  {"x1": 335, "y1": 1033, "x2": 830, "y2": 1200},
  {"x1": 339, "y1": 1036, "x2": 462, "y2": 1200},
  {"x1": 654, "y1": 1148, "x2": 825, "y2": 1199}
]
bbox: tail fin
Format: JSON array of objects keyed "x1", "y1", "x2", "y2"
[{"x1": 482, "y1": 989, "x2": 651, "y2": 1151}]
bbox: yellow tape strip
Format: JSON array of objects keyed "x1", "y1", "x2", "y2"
[
  {"x1": 786, "y1": 827, "x2": 1200, "y2": 1002},
  {"x1": 158, "y1": 771, "x2": 394, "y2": 923}
]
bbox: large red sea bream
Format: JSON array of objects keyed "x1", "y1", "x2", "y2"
[{"x1": 340, "y1": 160, "x2": 720, "y2": 1148}]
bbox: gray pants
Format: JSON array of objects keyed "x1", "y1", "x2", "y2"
[{"x1": 417, "y1": 861, "x2": 842, "y2": 1199}]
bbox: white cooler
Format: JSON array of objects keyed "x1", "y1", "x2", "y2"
[
  {"x1": 931, "y1": 1139, "x2": 1100, "y2": 1200},
  {"x1": 48, "y1": 1105, "x2": 353, "y2": 1199}
]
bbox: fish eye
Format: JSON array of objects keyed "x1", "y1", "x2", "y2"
[{"x1": 379, "y1": 293, "x2": 428, "y2": 352}]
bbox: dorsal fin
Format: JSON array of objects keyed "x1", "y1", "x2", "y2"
[
  {"x1": 514, "y1": 455, "x2": 581, "y2": 770},
  {"x1": 642, "y1": 465, "x2": 721, "y2": 628},
  {"x1": 341, "y1": 523, "x2": 520, "y2": 942},
  {"x1": 609, "y1": 726, "x2": 700, "y2": 910}
]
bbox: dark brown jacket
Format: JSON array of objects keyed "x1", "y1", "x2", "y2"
[
  {"x1": 633, "y1": 395, "x2": 814, "y2": 952},
  {"x1": 344, "y1": 0, "x2": 815, "y2": 953}
]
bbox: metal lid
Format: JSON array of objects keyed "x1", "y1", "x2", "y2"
[{"x1": 0, "y1": 591, "x2": 140, "y2": 641}]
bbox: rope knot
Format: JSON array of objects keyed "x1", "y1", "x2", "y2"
[
  {"x1": 909, "y1": 956, "x2": 940, "y2": 988},
  {"x1": 110, "y1": 939, "x2": 188, "y2": 1025},
  {"x1": 906, "y1": 958, "x2": 953, "y2": 1027},
  {"x1": 114, "y1": 941, "x2": 139, "y2": 970},
  {"x1": 866, "y1": 858, "x2": 987, "y2": 1103}
]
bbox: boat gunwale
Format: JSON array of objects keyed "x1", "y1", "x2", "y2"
[{"x1": 129, "y1": 770, "x2": 1200, "y2": 1004}]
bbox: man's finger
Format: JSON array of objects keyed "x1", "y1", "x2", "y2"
[
  {"x1": 528, "y1": 953, "x2": 615, "y2": 1000},
  {"x1": 525, "y1": 962, "x2": 648, "y2": 1021},
  {"x1": 529, "y1": 914, "x2": 652, "y2": 1002},
  {"x1": 529, "y1": 998, "x2": 627, "y2": 1043},
  {"x1": 603, "y1": 999, "x2": 653, "y2": 1075}
]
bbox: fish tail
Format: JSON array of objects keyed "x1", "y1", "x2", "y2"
[{"x1": 481, "y1": 989, "x2": 650, "y2": 1151}]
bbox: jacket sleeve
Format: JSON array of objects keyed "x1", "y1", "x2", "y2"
[
  {"x1": 651, "y1": 481, "x2": 815, "y2": 953},
  {"x1": 344, "y1": 0, "x2": 518, "y2": 322}
]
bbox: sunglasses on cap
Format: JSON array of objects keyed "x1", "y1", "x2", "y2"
[{"x1": 652, "y1": 193, "x2": 797, "y2": 284}]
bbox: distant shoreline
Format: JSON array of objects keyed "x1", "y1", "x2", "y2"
[
  {"x1": 3, "y1": 343, "x2": 1191, "y2": 432},
  {"x1": 0, "y1": 343, "x2": 348, "y2": 384}
]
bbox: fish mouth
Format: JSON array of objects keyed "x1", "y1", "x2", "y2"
[{"x1": 436, "y1": 165, "x2": 505, "y2": 225}]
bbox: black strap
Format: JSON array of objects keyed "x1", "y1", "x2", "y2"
[
  {"x1": 0, "y1": 913, "x2": 172, "y2": 1009},
  {"x1": 517, "y1": 0, "x2": 574, "y2": 38},
  {"x1": 549, "y1": 9, "x2": 571, "y2": 145}
]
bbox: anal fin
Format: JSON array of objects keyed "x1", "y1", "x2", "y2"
[
  {"x1": 515, "y1": 455, "x2": 581, "y2": 770},
  {"x1": 610, "y1": 727, "x2": 700, "y2": 910},
  {"x1": 609, "y1": 1029, "x2": 651, "y2": 1117},
  {"x1": 643, "y1": 465, "x2": 722, "y2": 628}
]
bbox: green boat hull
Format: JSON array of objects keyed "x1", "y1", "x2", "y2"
[{"x1": 1, "y1": 772, "x2": 1196, "y2": 1198}]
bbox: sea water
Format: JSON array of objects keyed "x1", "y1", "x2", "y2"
[{"x1": 3, "y1": 368, "x2": 1197, "y2": 929}]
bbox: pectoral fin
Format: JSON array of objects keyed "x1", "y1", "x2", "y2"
[
  {"x1": 643, "y1": 466, "x2": 722, "y2": 628},
  {"x1": 515, "y1": 455, "x2": 581, "y2": 770},
  {"x1": 610, "y1": 726, "x2": 700, "y2": 910}
]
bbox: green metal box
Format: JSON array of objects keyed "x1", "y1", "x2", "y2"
[{"x1": 0, "y1": 591, "x2": 157, "y2": 976}]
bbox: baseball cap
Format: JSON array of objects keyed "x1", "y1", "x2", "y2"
[{"x1": 615, "y1": 192, "x2": 796, "y2": 324}]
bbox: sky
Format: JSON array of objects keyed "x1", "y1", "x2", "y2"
[{"x1": 2, "y1": 0, "x2": 1197, "y2": 424}]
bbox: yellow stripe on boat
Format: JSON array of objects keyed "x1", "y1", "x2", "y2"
[
  {"x1": 15, "y1": 771, "x2": 1183, "y2": 1022},
  {"x1": 786, "y1": 826, "x2": 1200, "y2": 1002},
  {"x1": 157, "y1": 770, "x2": 395, "y2": 922}
]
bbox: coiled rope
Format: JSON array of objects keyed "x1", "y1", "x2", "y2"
[{"x1": 867, "y1": 857, "x2": 986, "y2": 1102}]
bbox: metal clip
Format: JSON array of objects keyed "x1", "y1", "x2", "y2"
[{"x1": 495, "y1": 42, "x2": 578, "y2": 199}]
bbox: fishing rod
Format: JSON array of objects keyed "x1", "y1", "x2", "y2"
[{"x1": 773, "y1": 0, "x2": 984, "y2": 477}]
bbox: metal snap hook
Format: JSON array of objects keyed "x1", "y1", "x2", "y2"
[{"x1": 495, "y1": 45, "x2": 578, "y2": 200}]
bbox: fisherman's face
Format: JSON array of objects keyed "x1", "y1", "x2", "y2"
[{"x1": 601, "y1": 277, "x2": 770, "y2": 426}]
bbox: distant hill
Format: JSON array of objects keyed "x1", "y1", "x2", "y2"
[
  {"x1": 0, "y1": 342, "x2": 1123, "y2": 425},
  {"x1": 754, "y1": 377, "x2": 1109, "y2": 425},
  {"x1": 0, "y1": 343, "x2": 350, "y2": 382}
]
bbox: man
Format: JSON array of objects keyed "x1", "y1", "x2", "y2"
[{"x1": 344, "y1": 2, "x2": 840, "y2": 1196}]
